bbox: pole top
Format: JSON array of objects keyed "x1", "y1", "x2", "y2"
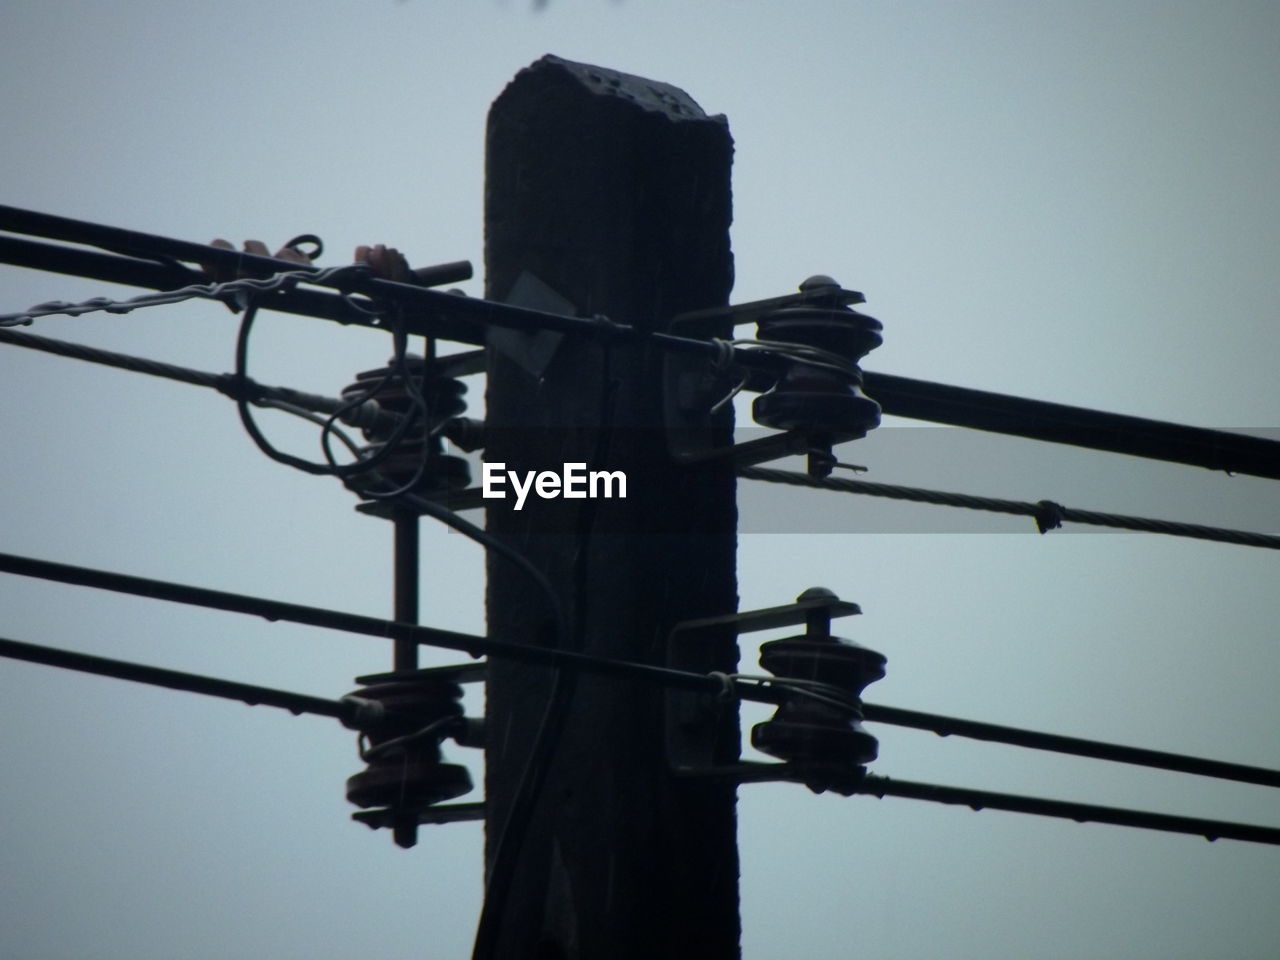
[{"x1": 499, "y1": 53, "x2": 721, "y2": 124}]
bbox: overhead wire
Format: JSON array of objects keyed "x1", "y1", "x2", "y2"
[
  {"x1": 255, "y1": 398, "x2": 364, "y2": 461},
  {"x1": 232, "y1": 291, "x2": 421, "y2": 479},
  {"x1": 7, "y1": 307, "x2": 1272, "y2": 552},
  {"x1": 857, "y1": 775, "x2": 1280, "y2": 846},
  {"x1": 0, "y1": 326, "x2": 398, "y2": 434},
  {"x1": 7, "y1": 616, "x2": 1276, "y2": 848},
  {"x1": 0, "y1": 260, "x2": 369, "y2": 326},
  {"x1": 4, "y1": 202, "x2": 1279, "y2": 477},
  {"x1": 0, "y1": 634, "x2": 371, "y2": 725},
  {"x1": 6, "y1": 219, "x2": 1280, "y2": 862},
  {"x1": 738, "y1": 465, "x2": 1280, "y2": 550},
  {"x1": 3, "y1": 547, "x2": 1279, "y2": 793},
  {"x1": 4, "y1": 548, "x2": 1279, "y2": 850},
  {"x1": 331, "y1": 323, "x2": 448, "y2": 503}
]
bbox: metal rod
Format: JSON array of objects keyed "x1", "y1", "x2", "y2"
[
  {"x1": 393, "y1": 512, "x2": 420, "y2": 672},
  {"x1": 863, "y1": 704, "x2": 1280, "y2": 788},
  {"x1": 390, "y1": 511, "x2": 422, "y2": 850},
  {"x1": 859, "y1": 774, "x2": 1280, "y2": 846},
  {"x1": 0, "y1": 634, "x2": 348, "y2": 721}
]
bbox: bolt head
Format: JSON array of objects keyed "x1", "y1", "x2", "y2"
[
  {"x1": 799, "y1": 274, "x2": 840, "y2": 293},
  {"x1": 798, "y1": 586, "x2": 838, "y2": 603}
]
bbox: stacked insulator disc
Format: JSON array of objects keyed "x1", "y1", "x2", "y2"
[
  {"x1": 345, "y1": 677, "x2": 473, "y2": 823},
  {"x1": 341, "y1": 356, "x2": 471, "y2": 502},
  {"x1": 752, "y1": 276, "x2": 883, "y2": 442},
  {"x1": 751, "y1": 587, "x2": 886, "y2": 795}
]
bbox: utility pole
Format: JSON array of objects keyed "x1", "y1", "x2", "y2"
[{"x1": 482, "y1": 56, "x2": 741, "y2": 958}]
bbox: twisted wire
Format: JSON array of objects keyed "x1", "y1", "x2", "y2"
[
  {"x1": 737, "y1": 465, "x2": 1280, "y2": 550},
  {"x1": 0, "y1": 262, "x2": 375, "y2": 326}
]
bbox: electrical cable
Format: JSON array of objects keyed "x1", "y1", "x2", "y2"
[
  {"x1": 0, "y1": 634, "x2": 365, "y2": 724},
  {"x1": 4, "y1": 203, "x2": 1278, "y2": 477},
  {"x1": 255, "y1": 399, "x2": 364, "y2": 461},
  {"x1": 0, "y1": 327, "x2": 399, "y2": 434},
  {"x1": 857, "y1": 774, "x2": 1280, "y2": 846},
  {"x1": 738, "y1": 465, "x2": 1280, "y2": 550},
  {"x1": 6, "y1": 624, "x2": 1276, "y2": 847},
  {"x1": 717, "y1": 336, "x2": 858, "y2": 379},
  {"x1": 232, "y1": 294, "x2": 421, "y2": 479},
  {"x1": 6, "y1": 223, "x2": 1278, "y2": 480},
  {"x1": 718, "y1": 674, "x2": 1280, "y2": 789},
  {"x1": 860, "y1": 703, "x2": 1280, "y2": 789},
  {"x1": 359, "y1": 715, "x2": 463, "y2": 763},
  {"x1": 330, "y1": 321, "x2": 447, "y2": 503},
  {"x1": 0, "y1": 261, "x2": 356, "y2": 325},
  {"x1": 3, "y1": 548, "x2": 1279, "y2": 793}
]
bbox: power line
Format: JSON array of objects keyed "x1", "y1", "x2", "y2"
[
  {"x1": 13, "y1": 319, "x2": 1265, "y2": 546},
  {"x1": 0, "y1": 550, "x2": 487, "y2": 658},
  {"x1": 0, "y1": 326, "x2": 400, "y2": 434},
  {"x1": 0, "y1": 550, "x2": 678, "y2": 700},
  {"x1": 0, "y1": 634, "x2": 369, "y2": 725},
  {"x1": 862, "y1": 370, "x2": 1280, "y2": 481},
  {"x1": 862, "y1": 703, "x2": 1280, "y2": 789},
  {"x1": 7, "y1": 548, "x2": 1280, "y2": 854},
  {"x1": 0, "y1": 234, "x2": 423, "y2": 333},
  {"x1": 858, "y1": 774, "x2": 1280, "y2": 846},
  {"x1": 0, "y1": 204, "x2": 473, "y2": 310},
  {"x1": 5, "y1": 549, "x2": 1278, "y2": 793},
  {"x1": 6, "y1": 207, "x2": 1280, "y2": 479},
  {"x1": 738, "y1": 465, "x2": 1280, "y2": 550}
]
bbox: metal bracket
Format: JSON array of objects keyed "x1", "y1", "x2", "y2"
[
  {"x1": 352, "y1": 802, "x2": 485, "y2": 829},
  {"x1": 665, "y1": 589, "x2": 860, "y2": 780},
  {"x1": 355, "y1": 663, "x2": 487, "y2": 686}
]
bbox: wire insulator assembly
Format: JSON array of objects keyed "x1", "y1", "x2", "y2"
[
  {"x1": 751, "y1": 276, "x2": 884, "y2": 477},
  {"x1": 345, "y1": 676, "x2": 475, "y2": 850},
  {"x1": 339, "y1": 350, "x2": 472, "y2": 507},
  {"x1": 750, "y1": 587, "x2": 887, "y2": 795}
]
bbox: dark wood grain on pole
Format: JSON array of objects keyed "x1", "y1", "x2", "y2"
[{"x1": 484, "y1": 55, "x2": 741, "y2": 958}]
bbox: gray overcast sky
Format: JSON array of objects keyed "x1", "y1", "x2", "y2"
[{"x1": 2, "y1": 1, "x2": 1277, "y2": 958}]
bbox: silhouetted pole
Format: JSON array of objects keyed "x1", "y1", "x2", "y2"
[{"x1": 482, "y1": 55, "x2": 741, "y2": 958}]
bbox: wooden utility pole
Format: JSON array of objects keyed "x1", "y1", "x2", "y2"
[{"x1": 482, "y1": 56, "x2": 741, "y2": 958}]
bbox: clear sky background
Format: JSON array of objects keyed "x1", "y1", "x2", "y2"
[{"x1": 1, "y1": 1, "x2": 1277, "y2": 958}]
